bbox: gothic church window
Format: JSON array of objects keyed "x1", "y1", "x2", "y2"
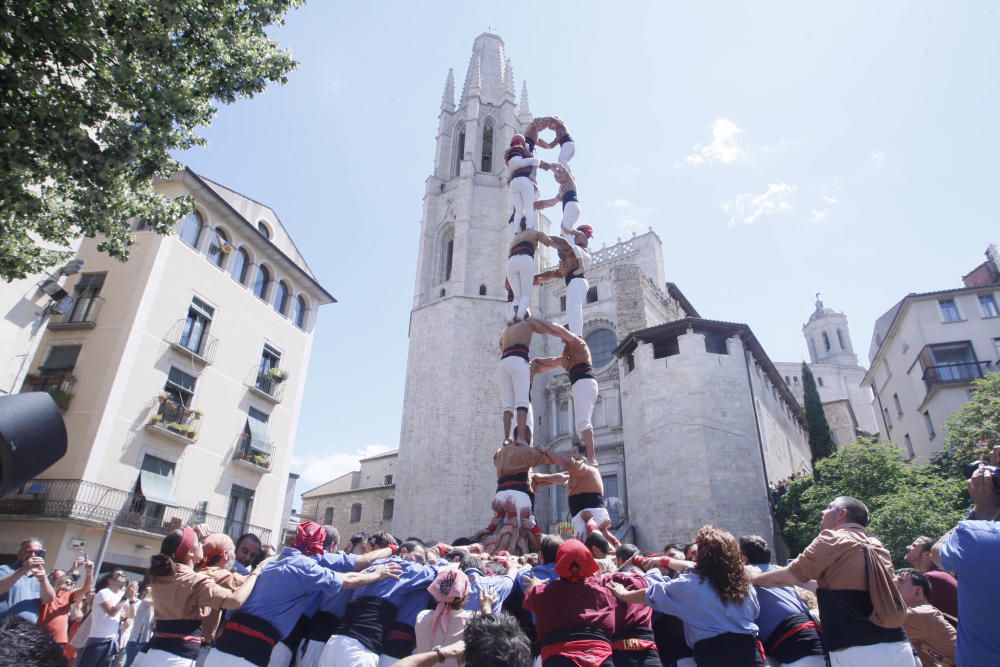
[
  {"x1": 557, "y1": 399, "x2": 569, "y2": 435},
  {"x1": 586, "y1": 286, "x2": 598, "y2": 303},
  {"x1": 453, "y1": 124, "x2": 466, "y2": 178},
  {"x1": 836, "y1": 328, "x2": 846, "y2": 350},
  {"x1": 444, "y1": 239, "x2": 454, "y2": 281},
  {"x1": 822, "y1": 332, "x2": 831, "y2": 352},
  {"x1": 481, "y1": 118, "x2": 494, "y2": 172},
  {"x1": 586, "y1": 329, "x2": 618, "y2": 368}
]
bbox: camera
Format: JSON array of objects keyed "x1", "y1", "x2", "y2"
[{"x1": 963, "y1": 461, "x2": 1000, "y2": 491}]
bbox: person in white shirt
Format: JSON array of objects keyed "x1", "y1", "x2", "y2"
[{"x1": 78, "y1": 570, "x2": 136, "y2": 667}]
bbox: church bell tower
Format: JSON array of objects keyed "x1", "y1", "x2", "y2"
[{"x1": 393, "y1": 34, "x2": 534, "y2": 540}]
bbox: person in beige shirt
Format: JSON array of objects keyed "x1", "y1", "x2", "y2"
[{"x1": 895, "y1": 568, "x2": 956, "y2": 667}]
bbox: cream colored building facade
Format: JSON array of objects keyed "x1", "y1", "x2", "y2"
[
  {"x1": 863, "y1": 247, "x2": 1000, "y2": 462},
  {"x1": 0, "y1": 169, "x2": 333, "y2": 572}
]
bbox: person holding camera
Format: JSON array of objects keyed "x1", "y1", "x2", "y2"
[
  {"x1": 932, "y1": 462, "x2": 1000, "y2": 666},
  {"x1": 39, "y1": 556, "x2": 94, "y2": 649},
  {"x1": 0, "y1": 537, "x2": 54, "y2": 623}
]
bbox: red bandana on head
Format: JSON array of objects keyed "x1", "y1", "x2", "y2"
[
  {"x1": 555, "y1": 539, "x2": 598, "y2": 582},
  {"x1": 293, "y1": 520, "x2": 327, "y2": 556}
]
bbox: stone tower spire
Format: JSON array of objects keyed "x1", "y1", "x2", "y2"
[
  {"x1": 803, "y1": 294, "x2": 859, "y2": 366},
  {"x1": 395, "y1": 33, "x2": 530, "y2": 540},
  {"x1": 518, "y1": 81, "x2": 531, "y2": 124},
  {"x1": 441, "y1": 68, "x2": 455, "y2": 113}
]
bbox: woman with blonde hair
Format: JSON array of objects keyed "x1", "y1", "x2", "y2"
[{"x1": 608, "y1": 525, "x2": 763, "y2": 667}]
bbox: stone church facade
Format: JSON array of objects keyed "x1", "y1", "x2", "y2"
[{"x1": 392, "y1": 34, "x2": 812, "y2": 550}]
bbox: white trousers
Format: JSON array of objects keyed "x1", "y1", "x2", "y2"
[
  {"x1": 559, "y1": 141, "x2": 576, "y2": 166},
  {"x1": 676, "y1": 659, "x2": 696, "y2": 667},
  {"x1": 560, "y1": 201, "x2": 581, "y2": 240},
  {"x1": 142, "y1": 650, "x2": 197, "y2": 666},
  {"x1": 506, "y1": 254, "x2": 534, "y2": 322},
  {"x1": 572, "y1": 506, "x2": 611, "y2": 541},
  {"x1": 493, "y1": 489, "x2": 535, "y2": 528},
  {"x1": 510, "y1": 177, "x2": 537, "y2": 230},
  {"x1": 500, "y1": 355, "x2": 531, "y2": 413},
  {"x1": 768, "y1": 655, "x2": 827, "y2": 667},
  {"x1": 829, "y1": 641, "x2": 916, "y2": 667},
  {"x1": 571, "y1": 377, "x2": 598, "y2": 433},
  {"x1": 297, "y1": 639, "x2": 326, "y2": 667},
  {"x1": 320, "y1": 635, "x2": 378, "y2": 667},
  {"x1": 202, "y1": 649, "x2": 256, "y2": 667},
  {"x1": 268, "y1": 642, "x2": 293, "y2": 667},
  {"x1": 565, "y1": 276, "x2": 588, "y2": 336}
]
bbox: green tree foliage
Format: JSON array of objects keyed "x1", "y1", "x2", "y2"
[
  {"x1": 774, "y1": 439, "x2": 965, "y2": 564},
  {"x1": 801, "y1": 362, "x2": 836, "y2": 464},
  {"x1": 0, "y1": 0, "x2": 303, "y2": 280},
  {"x1": 932, "y1": 373, "x2": 1000, "y2": 478}
]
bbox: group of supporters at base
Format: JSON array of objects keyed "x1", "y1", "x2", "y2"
[{"x1": 2, "y1": 469, "x2": 999, "y2": 667}]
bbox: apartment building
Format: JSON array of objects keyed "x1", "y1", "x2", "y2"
[
  {"x1": 862, "y1": 246, "x2": 1000, "y2": 461},
  {"x1": 0, "y1": 168, "x2": 334, "y2": 572}
]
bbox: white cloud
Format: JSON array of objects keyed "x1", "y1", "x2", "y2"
[
  {"x1": 686, "y1": 119, "x2": 744, "y2": 165},
  {"x1": 811, "y1": 209, "x2": 829, "y2": 222},
  {"x1": 869, "y1": 149, "x2": 886, "y2": 165},
  {"x1": 722, "y1": 183, "x2": 796, "y2": 226},
  {"x1": 820, "y1": 195, "x2": 838, "y2": 205},
  {"x1": 612, "y1": 199, "x2": 634, "y2": 210},
  {"x1": 291, "y1": 444, "x2": 393, "y2": 497}
]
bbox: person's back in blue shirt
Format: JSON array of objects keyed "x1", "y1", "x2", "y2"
[
  {"x1": 752, "y1": 563, "x2": 812, "y2": 640},
  {"x1": 939, "y1": 520, "x2": 1000, "y2": 666},
  {"x1": 464, "y1": 567, "x2": 515, "y2": 611},
  {"x1": 0, "y1": 563, "x2": 41, "y2": 623},
  {"x1": 645, "y1": 570, "x2": 759, "y2": 647}
]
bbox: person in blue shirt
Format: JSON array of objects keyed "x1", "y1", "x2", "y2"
[
  {"x1": 458, "y1": 551, "x2": 518, "y2": 613},
  {"x1": 608, "y1": 525, "x2": 763, "y2": 667},
  {"x1": 205, "y1": 522, "x2": 400, "y2": 667},
  {"x1": 0, "y1": 537, "x2": 53, "y2": 623},
  {"x1": 933, "y1": 463, "x2": 1000, "y2": 667},
  {"x1": 738, "y1": 535, "x2": 825, "y2": 666}
]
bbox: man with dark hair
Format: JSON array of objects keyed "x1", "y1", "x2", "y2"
[
  {"x1": 615, "y1": 544, "x2": 641, "y2": 572},
  {"x1": 322, "y1": 525, "x2": 341, "y2": 552},
  {"x1": 0, "y1": 538, "x2": 53, "y2": 623},
  {"x1": 904, "y1": 535, "x2": 957, "y2": 619},
  {"x1": 894, "y1": 569, "x2": 956, "y2": 667},
  {"x1": 739, "y1": 535, "x2": 825, "y2": 666},
  {"x1": 464, "y1": 611, "x2": 532, "y2": 667},
  {"x1": 753, "y1": 497, "x2": 913, "y2": 666},
  {"x1": 349, "y1": 532, "x2": 371, "y2": 554},
  {"x1": 233, "y1": 533, "x2": 262, "y2": 575},
  {"x1": 0, "y1": 613, "x2": 68, "y2": 667},
  {"x1": 584, "y1": 532, "x2": 615, "y2": 573}
]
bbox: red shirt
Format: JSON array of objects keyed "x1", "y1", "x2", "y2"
[
  {"x1": 523, "y1": 577, "x2": 617, "y2": 641},
  {"x1": 925, "y1": 569, "x2": 958, "y2": 620},
  {"x1": 39, "y1": 590, "x2": 73, "y2": 644},
  {"x1": 601, "y1": 571, "x2": 653, "y2": 634}
]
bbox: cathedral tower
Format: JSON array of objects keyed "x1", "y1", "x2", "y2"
[
  {"x1": 393, "y1": 34, "x2": 535, "y2": 540},
  {"x1": 803, "y1": 294, "x2": 858, "y2": 367}
]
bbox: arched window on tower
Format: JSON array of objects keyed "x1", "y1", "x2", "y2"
[
  {"x1": 481, "y1": 118, "x2": 494, "y2": 172},
  {"x1": 836, "y1": 328, "x2": 846, "y2": 350},
  {"x1": 822, "y1": 332, "x2": 831, "y2": 352},
  {"x1": 453, "y1": 123, "x2": 466, "y2": 178},
  {"x1": 444, "y1": 239, "x2": 454, "y2": 281},
  {"x1": 479, "y1": 284, "x2": 487, "y2": 296}
]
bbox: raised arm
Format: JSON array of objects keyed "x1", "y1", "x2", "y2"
[
  {"x1": 354, "y1": 547, "x2": 393, "y2": 571},
  {"x1": 70, "y1": 560, "x2": 95, "y2": 604},
  {"x1": 752, "y1": 565, "x2": 804, "y2": 588},
  {"x1": 533, "y1": 269, "x2": 564, "y2": 285},
  {"x1": 607, "y1": 580, "x2": 649, "y2": 606},
  {"x1": 547, "y1": 449, "x2": 573, "y2": 470},
  {"x1": 535, "y1": 196, "x2": 560, "y2": 210},
  {"x1": 531, "y1": 472, "x2": 568, "y2": 489},
  {"x1": 531, "y1": 231, "x2": 554, "y2": 247}
]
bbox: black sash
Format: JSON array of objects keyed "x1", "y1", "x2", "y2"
[
  {"x1": 509, "y1": 241, "x2": 535, "y2": 258},
  {"x1": 539, "y1": 624, "x2": 612, "y2": 648},
  {"x1": 497, "y1": 471, "x2": 531, "y2": 494},
  {"x1": 568, "y1": 492, "x2": 605, "y2": 517},
  {"x1": 281, "y1": 613, "x2": 310, "y2": 651},
  {"x1": 558, "y1": 134, "x2": 574, "y2": 145},
  {"x1": 762, "y1": 612, "x2": 825, "y2": 663},
  {"x1": 562, "y1": 190, "x2": 579, "y2": 210},
  {"x1": 816, "y1": 588, "x2": 906, "y2": 652},
  {"x1": 511, "y1": 166, "x2": 533, "y2": 179},
  {"x1": 214, "y1": 611, "x2": 280, "y2": 667},
  {"x1": 569, "y1": 362, "x2": 595, "y2": 384},
  {"x1": 564, "y1": 271, "x2": 585, "y2": 286},
  {"x1": 382, "y1": 621, "x2": 417, "y2": 659},
  {"x1": 335, "y1": 596, "x2": 398, "y2": 655},
  {"x1": 501, "y1": 344, "x2": 529, "y2": 361},
  {"x1": 147, "y1": 619, "x2": 202, "y2": 660},
  {"x1": 692, "y1": 632, "x2": 764, "y2": 667},
  {"x1": 304, "y1": 610, "x2": 340, "y2": 643}
]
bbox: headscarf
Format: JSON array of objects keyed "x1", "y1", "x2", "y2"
[
  {"x1": 510, "y1": 134, "x2": 526, "y2": 147},
  {"x1": 175, "y1": 526, "x2": 196, "y2": 564},
  {"x1": 293, "y1": 520, "x2": 327, "y2": 556},
  {"x1": 576, "y1": 224, "x2": 593, "y2": 239},
  {"x1": 427, "y1": 568, "x2": 470, "y2": 645},
  {"x1": 199, "y1": 533, "x2": 235, "y2": 569},
  {"x1": 555, "y1": 539, "x2": 598, "y2": 582}
]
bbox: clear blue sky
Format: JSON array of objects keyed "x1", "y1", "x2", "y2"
[{"x1": 178, "y1": 1, "x2": 1000, "y2": 495}]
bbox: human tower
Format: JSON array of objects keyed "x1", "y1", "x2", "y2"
[{"x1": 481, "y1": 116, "x2": 619, "y2": 555}]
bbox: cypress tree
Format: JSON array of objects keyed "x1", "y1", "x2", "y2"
[{"x1": 802, "y1": 362, "x2": 836, "y2": 463}]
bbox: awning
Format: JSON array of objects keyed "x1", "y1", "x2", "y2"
[
  {"x1": 139, "y1": 471, "x2": 177, "y2": 506},
  {"x1": 246, "y1": 414, "x2": 270, "y2": 452}
]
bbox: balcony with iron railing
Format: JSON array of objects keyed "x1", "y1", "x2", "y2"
[
  {"x1": 246, "y1": 365, "x2": 286, "y2": 403},
  {"x1": 922, "y1": 360, "x2": 992, "y2": 390},
  {"x1": 146, "y1": 395, "x2": 202, "y2": 443},
  {"x1": 48, "y1": 296, "x2": 104, "y2": 330},
  {"x1": 0, "y1": 478, "x2": 272, "y2": 544},
  {"x1": 22, "y1": 372, "x2": 76, "y2": 410},
  {"x1": 166, "y1": 319, "x2": 218, "y2": 365},
  {"x1": 232, "y1": 433, "x2": 275, "y2": 472}
]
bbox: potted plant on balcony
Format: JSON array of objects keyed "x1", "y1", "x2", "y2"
[
  {"x1": 149, "y1": 414, "x2": 163, "y2": 426},
  {"x1": 251, "y1": 452, "x2": 270, "y2": 468},
  {"x1": 267, "y1": 367, "x2": 289, "y2": 384},
  {"x1": 48, "y1": 388, "x2": 73, "y2": 410}
]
